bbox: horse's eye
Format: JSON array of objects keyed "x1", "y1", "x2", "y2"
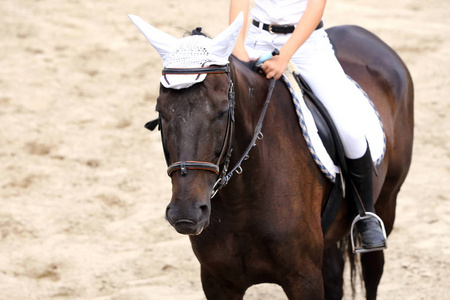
[{"x1": 215, "y1": 109, "x2": 228, "y2": 120}]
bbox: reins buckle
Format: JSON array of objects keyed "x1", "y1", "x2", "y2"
[{"x1": 211, "y1": 179, "x2": 221, "y2": 198}]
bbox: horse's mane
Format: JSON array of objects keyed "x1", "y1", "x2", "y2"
[{"x1": 229, "y1": 54, "x2": 258, "y2": 71}]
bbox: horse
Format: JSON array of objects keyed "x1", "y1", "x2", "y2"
[{"x1": 133, "y1": 15, "x2": 413, "y2": 299}]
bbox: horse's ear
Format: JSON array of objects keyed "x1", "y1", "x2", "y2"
[
  {"x1": 144, "y1": 118, "x2": 159, "y2": 131},
  {"x1": 128, "y1": 14, "x2": 178, "y2": 61},
  {"x1": 210, "y1": 12, "x2": 244, "y2": 59}
]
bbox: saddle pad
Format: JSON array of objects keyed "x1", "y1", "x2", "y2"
[{"x1": 282, "y1": 62, "x2": 386, "y2": 182}]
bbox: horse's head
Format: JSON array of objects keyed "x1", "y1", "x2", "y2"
[
  {"x1": 130, "y1": 13, "x2": 243, "y2": 235},
  {"x1": 157, "y1": 72, "x2": 232, "y2": 234}
]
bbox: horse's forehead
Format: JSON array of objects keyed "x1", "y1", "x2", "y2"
[
  {"x1": 157, "y1": 87, "x2": 209, "y2": 112},
  {"x1": 158, "y1": 76, "x2": 229, "y2": 113},
  {"x1": 160, "y1": 75, "x2": 227, "y2": 98}
]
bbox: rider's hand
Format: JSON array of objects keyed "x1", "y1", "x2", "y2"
[{"x1": 261, "y1": 53, "x2": 290, "y2": 80}]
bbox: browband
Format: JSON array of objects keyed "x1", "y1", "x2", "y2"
[{"x1": 162, "y1": 65, "x2": 230, "y2": 75}]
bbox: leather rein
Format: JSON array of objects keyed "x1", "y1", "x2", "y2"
[{"x1": 150, "y1": 65, "x2": 276, "y2": 198}]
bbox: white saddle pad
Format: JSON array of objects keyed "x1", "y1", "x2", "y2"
[{"x1": 282, "y1": 62, "x2": 386, "y2": 183}]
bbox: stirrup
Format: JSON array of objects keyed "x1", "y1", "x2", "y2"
[{"x1": 350, "y1": 212, "x2": 387, "y2": 254}]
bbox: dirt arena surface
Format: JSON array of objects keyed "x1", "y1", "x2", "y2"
[{"x1": 1, "y1": 0, "x2": 449, "y2": 299}]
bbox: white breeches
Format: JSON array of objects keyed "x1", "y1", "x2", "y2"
[{"x1": 245, "y1": 25, "x2": 369, "y2": 159}]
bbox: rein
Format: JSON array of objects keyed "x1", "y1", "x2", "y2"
[
  {"x1": 212, "y1": 76, "x2": 275, "y2": 197},
  {"x1": 152, "y1": 64, "x2": 276, "y2": 198}
]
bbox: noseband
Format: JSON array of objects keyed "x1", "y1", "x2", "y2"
[{"x1": 150, "y1": 64, "x2": 276, "y2": 198}]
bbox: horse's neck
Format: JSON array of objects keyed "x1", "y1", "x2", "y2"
[
  {"x1": 230, "y1": 58, "x2": 269, "y2": 138},
  {"x1": 220, "y1": 59, "x2": 274, "y2": 210},
  {"x1": 224, "y1": 58, "x2": 327, "y2": 212}
]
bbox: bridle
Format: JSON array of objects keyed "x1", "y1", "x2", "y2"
[{"x1": 147, "y1": 64, "x2": 276, "y2": 198}]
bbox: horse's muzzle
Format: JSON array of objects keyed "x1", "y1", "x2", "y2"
[
  {"x1": 173, "y1": 219, "x2": 207, "y2": 235},
  {"x1": 166, "y1": 202, "x2": 210, "y2": 235}
]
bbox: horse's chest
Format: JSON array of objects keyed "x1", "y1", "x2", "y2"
[{"x1": 193, "y1": 232, "x2": 282, "y2": 282}]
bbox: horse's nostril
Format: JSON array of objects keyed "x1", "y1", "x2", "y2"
[{"x1": 199, "y1": 204, "x2": 208, "y2": 211}]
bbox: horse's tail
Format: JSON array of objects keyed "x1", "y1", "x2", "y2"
[{"x1": 339, "y1": 236, "x2": 363, "y2": 299}]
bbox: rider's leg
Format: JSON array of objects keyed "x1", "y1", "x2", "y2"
[
  {"x1": 346, "y1": 143, "x2": 386, "y2": 249},
  {"x1": 291, "y1": 29, "x2": 386, "y2": 249}
]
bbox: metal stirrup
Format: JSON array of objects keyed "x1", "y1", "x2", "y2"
[{"x1": 350, "y1": 212, "x2": 388, "y2": 254}]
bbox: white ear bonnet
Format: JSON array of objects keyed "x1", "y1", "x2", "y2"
[{"x1": 129, "y1": 13, "x2": 244, "y2": 89}]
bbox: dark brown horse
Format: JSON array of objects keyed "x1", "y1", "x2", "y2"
[{"x1": 151, "y1": 25, "x2": 413, "y2": 299}]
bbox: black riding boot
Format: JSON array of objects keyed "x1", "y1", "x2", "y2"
[{"x1": 346, "y1": 147, "x2": 386, "y2": 250}]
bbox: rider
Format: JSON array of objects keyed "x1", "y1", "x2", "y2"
[{"x1": 229, "y1": 0, "x2": 386, "y2": 250}]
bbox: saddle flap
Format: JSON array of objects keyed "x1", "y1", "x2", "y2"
[{"x1": 294, "y1": 73, "x2": 348, "y2": 177}]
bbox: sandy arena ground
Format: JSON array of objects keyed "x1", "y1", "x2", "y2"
[{"x1": 0, "y1": 0, "x2": 449, "y2": 299}]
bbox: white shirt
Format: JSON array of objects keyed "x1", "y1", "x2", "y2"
[{"x1": 251, "y1": 0, "x2": 309, "y2": 25}]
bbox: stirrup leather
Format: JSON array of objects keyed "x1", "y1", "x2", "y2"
[{"x1": 350, "y1": 212, "x2": 387, "y2": 253}]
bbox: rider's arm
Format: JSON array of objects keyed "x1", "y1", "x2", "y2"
[
  {"x1": 229, "y1": 0, "x2": 251, "y2": 62},
  {"x1": 262, "y1": 0, "x2": 327, "y2": 79}
]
